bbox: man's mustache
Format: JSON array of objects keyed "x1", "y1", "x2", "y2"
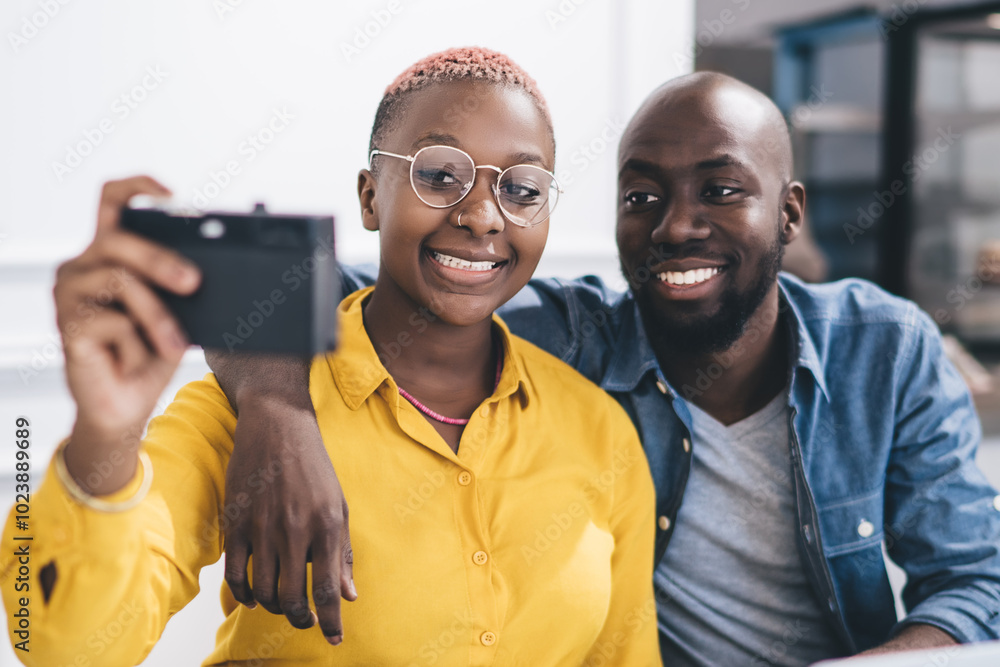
[{"x1": 633, "y1": 244, "x2": 734, "y2": 270}]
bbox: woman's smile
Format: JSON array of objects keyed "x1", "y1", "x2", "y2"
[{"x1": 423, "y1": 246, "x2": 510, "y2": 288}]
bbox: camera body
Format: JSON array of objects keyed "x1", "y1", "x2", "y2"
[{"x1": 121, "y1": 204, "x2": 338, "y2": 355}]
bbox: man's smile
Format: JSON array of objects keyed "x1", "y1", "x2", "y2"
[{"x1": 658, "y1": 266, "x2": 723, "y2": 286}]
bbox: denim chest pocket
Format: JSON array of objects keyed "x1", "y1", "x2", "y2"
[{"x1": 816, "y1": 491, "x2": 885, "y2": 557}]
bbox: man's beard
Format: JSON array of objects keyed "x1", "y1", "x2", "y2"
[{"x1": 631, "y1": 236, "x2": 784, "y2": 358}]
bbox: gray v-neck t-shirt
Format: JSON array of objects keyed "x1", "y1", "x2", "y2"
[{"x1": 656, "y1": 391, "x2": 845, "y2": 666}]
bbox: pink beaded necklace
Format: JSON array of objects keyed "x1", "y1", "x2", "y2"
[{"x1": 398, "y1": 339, "x2": 503, "y2": 426}]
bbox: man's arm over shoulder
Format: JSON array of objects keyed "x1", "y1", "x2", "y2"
[
  {"x1": 499, "y1": 275, "x2": 627, "y2": 382},
  {"x1": 887, "y1": 305, "x2": 1000, "y2": 643}
]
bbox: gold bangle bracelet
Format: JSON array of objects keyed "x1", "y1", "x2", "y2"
[{"x1": 54, "y1": 441, "x2": 153, "y2": 513}]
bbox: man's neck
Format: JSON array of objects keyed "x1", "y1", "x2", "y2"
[{"x1": 654, "y1": 288, "x2": 790, "y2": 426}]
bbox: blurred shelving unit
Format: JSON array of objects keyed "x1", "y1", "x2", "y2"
[
  {"x1": 774, "y1": 10, "x2": 888, "y2": 284},
  {"x1": 774, "y1": 2, "x2": 1000, "y2": 343}
]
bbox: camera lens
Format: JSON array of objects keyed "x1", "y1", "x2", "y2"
[{"x1": 200, "y1": 219, "x2": 225, "y2": 239}]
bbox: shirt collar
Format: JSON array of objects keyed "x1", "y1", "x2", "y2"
[
  {"x1": 777, "y1": 274, "x2": 830, "y2": 400},
  {"x1": 328, "y1": 287, "x2": 530, "y2": 411},
  {"x1": 598, "y1": 276, "x2": 830, "y2": 400},
  {"x1": 599, "y1": 294, "x2": 663, "y2": 394}
]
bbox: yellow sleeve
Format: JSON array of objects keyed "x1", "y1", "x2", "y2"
[
  {"x1": 0, "y1": 374, "x2": 235, "y2": 666},
  {"x1": 583, "y1": 406, "x2": 662, "y2": 666}
]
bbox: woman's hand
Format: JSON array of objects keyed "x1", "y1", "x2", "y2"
[
  {"x1": 55, "y1": 176, "x2": 200, "y2": 494},
  {"x1": 205, "y1": 350, "x2": 356, "y2": 645}
]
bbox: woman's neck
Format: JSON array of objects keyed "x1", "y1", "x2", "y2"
[{"x1": 362, "y1": 277, "x2": 497, "y2": 405}]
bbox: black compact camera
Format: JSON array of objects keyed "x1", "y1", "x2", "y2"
[{"x1": 120, "y1": 204, "x2": 339, "y2": 355}]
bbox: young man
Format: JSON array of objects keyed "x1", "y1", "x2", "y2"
[{"x1": 209, "y1": 72, "x2": 1000, "y2": 664}]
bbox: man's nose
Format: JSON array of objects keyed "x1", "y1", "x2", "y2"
[{"x1": 650, "y1": 197, "x2": 711, "y2": 245}]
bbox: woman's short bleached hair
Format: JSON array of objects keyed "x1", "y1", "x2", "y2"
[{"x1": 368, "y1": 46, "x2": 554, "y2": 167}]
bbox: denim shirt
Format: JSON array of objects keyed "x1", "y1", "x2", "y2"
[{"x1": 341, "y1": 266, "x2": 1000, "y2": 652}]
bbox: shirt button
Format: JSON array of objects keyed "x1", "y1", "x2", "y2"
[
  {"x1": 682, "y1": 438, "x2": 691, "y2": 453},
  {"x1": 857, "y1": 519, "x2": 875, "y2": 538},
  {"x1": 658, "y1": 516, "x2": 671, "y2": 531},
  {"x1": 656, "y1": 380, "x2": 668, "y2": 395},
  {"x1": 480, "y1": 631, "x2": 497, "y2": 646},
  {"x1": 803, "y1": 524, "x2": 814, "y2": 544},
  {"x1": 473, "y1": 550, "x2": 489, "y2": 565},
  {"x1": 457, "y1": 471, "x2": 472, "y2": 486},
  {"x1": 993, "y1": 495, "x2": 1000, "y2": 512}
]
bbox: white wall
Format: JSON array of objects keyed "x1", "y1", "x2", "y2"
[{"x1": 0, "y1": 1, "x2": 693, "y2": 664}]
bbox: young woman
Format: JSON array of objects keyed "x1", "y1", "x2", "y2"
[{"x1": 2, "y1": 48, "x2": 659, "y2": 665}]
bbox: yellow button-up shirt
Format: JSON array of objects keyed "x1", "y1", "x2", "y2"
[{"x1": 2, "y1": 287, "x2": 660, "y2": 666}]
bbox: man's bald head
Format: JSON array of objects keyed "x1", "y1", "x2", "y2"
[
  {"x1": 621, "y1": 71, "x2": 794, "y2": 185},
  {"x1": 615, "y1": 72, "x2": 806, "y2": 357}
]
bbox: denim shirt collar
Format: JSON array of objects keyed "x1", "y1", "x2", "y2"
[
  {"x1": 778, "y1": 276, "x2": 830, "y2": 401},
  {"x1": 599, "y1": 295, "x2": 664, "y2": 394},
  {"x1": 599, "y1": 275, "x2": 830, "y2": 401}
]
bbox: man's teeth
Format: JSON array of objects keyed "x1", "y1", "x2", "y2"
[
  {"x1": 657, "y1": 267, "x2": 721, "y2": 286},
  {"x1": 432, "y1": 251, "x2": 497, "y2": 272}
]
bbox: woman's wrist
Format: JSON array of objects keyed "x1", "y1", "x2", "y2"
[{"x1": 64, "y1": 419, "x2": 142, "y2": 495}]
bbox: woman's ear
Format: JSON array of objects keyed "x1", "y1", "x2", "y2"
[
  {"x1": 780, "y1": 181, "x2": 806, "y2": 245},
  {"x1": 358, "y1": 169, "x2": 379, "y2": 231}
]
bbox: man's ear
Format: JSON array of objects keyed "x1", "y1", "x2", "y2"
[
  {"x1": 780, "y1": 181, "x2": 806, "y2": 245},
  {"x1": 358, "y1": 169, "x2": 379, "y2": 231}
]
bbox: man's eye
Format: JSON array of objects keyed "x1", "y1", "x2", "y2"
[
  {"x1": 624, "y1": 192, "x2": 660, "y2": 207},
  {"x1": 702, "y1": 185, "x2": 740, "y2": 198}
]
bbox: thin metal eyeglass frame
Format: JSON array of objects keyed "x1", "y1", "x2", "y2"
[{"x1": 368, "y1": 145, "x2": 562, "y2": 227}]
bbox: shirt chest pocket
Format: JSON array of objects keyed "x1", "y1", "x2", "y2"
[{"x1": 816, "y1": 491, "x2": 884, "y2": 558}]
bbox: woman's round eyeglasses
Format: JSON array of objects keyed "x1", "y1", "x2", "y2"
[{"x1": 369, "y1": 145, "x2": 561, "y2": 228}]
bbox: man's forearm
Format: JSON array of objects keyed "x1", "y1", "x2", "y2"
[
  {"x1": 204, "y1": 350, "x2": 314, "y2": 413},
  {"x1": 856, "y1": 623, "x2": 958, "y2": 657}
]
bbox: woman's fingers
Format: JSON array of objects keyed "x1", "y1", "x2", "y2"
[
  {"x1": 57, "y1": 265, "x2": 187, "y2": 361},
  {"x1": 66, "y1": 309, "x2": 145, "y2": 372},
  {"x1": 95, "y1": 176, "x2": 171, "y2": 235},
  {"x1": 74, "y1": 230, "x2": 200, "y2": 297}
]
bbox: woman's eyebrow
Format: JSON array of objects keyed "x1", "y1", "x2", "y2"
[
  {"x1": 412, "y1": 133, "x2": 548, "y2": 168},
  {"x1": 413, "y1": 132, "x2": 461, "y2": 148},
  {"x1": 512, "y1": 152, "x2": 546, "y2": 167}
]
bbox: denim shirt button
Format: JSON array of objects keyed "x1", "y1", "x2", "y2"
[
  {"x1": 656, "y1": 380, "x2": 668, "y2": 395},
  {"x1": 993, "y1": 495, "x2": 1000, "y2": 512},
  {"x1": 803, "y1": 524, "x2": 813, "y2": 544},
  {"x1": 857, "y1": 520, "x2": 875, "y2": 538},
  {"x1": 827, "y1": 598, "x2": 836, "y2": 612},
  {"x1": 682, "y1": 437, "x2": 691, "y2": 453}
]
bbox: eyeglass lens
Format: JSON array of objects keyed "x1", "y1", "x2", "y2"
[{"x1": 410, "y1": 146, "x2": 557, "y2": 226}]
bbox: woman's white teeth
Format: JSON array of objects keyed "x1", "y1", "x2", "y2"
[
  {"x1": 658, "y1": 267, "x2": 721, "y2": 286},
  {"x1": 432, "y1": 251, "x2": 497, "y2": 272}
]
